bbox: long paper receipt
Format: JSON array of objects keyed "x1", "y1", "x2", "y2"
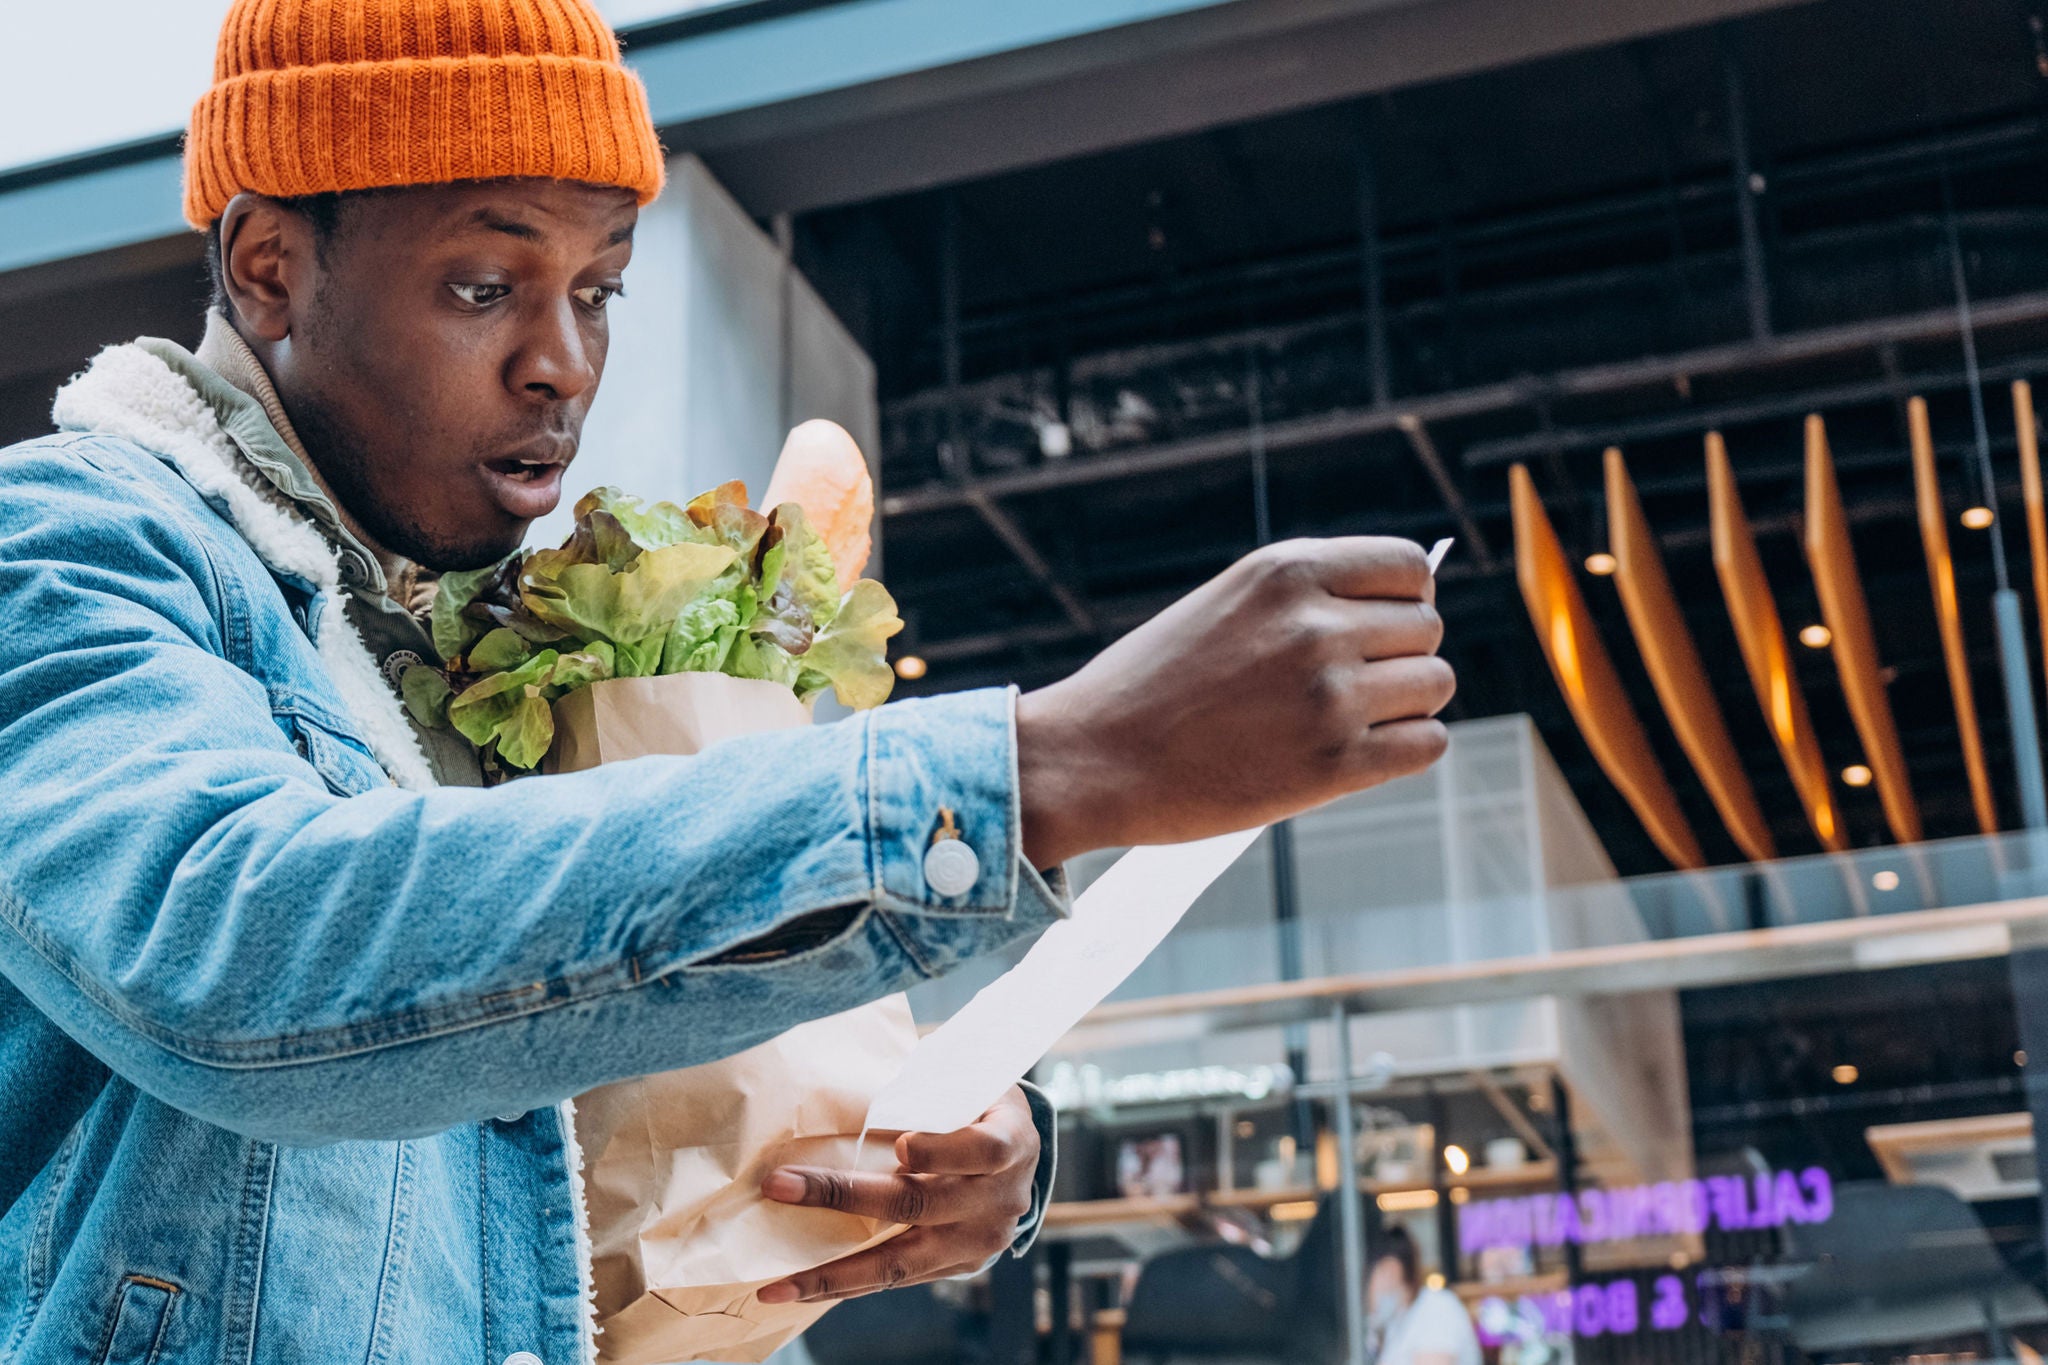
[{"x1": 865, "y1": 825, "x2": 1264, "y2": 1135}]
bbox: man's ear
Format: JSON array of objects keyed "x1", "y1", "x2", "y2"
[{"x1": 217, "y1": 194, "x2": 307, "y2": 343}]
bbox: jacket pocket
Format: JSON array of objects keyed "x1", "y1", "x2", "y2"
[
  {"x1": 94, "y1": 1276, "x2": 177, "y2": 1365},
  {"x1": 277, "y1": 709, "x2": 388, "y2": 797}
]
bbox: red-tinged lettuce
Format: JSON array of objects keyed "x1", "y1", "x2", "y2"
[{"x1": 412, "y1": 482, "x2": 903, "y2": 771}]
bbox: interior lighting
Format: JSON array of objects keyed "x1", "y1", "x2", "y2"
[
  {"x1": 893, "y1": 655, "x2": 928, "y2": 681},
  {"x1": 1584, "y1": 551, "x2": 1618, "y2": 576},
  {"x1": 1425, "y1": 1273, "x2": 1447, "y2": 1291},
  {"x1": 1872, "y1": 869, "x2": 1900, "y2": 892},
  {"x1": 1268, "y1": 1200, "x2": 1319, "y2": 1223},
  {"x1": 1443, "y1": 1144, "x2": 1471, "y2": 1176},
  {"x1": 1799, "y1": 624, "x2": 1833, "y2": 649},
  {"x1": 1449, "y1": 1187, "x2": 1470, "y2": 1205},
  {"x1": 1961, "y1": 506, "x2": 1996, "y2": 530},
  {"x1": 1832, "y1": 1063, "x2": 1860, "y2": 1085},
  {"x1": 1377, "y1": 1189, "x2": 1440, "y2": 1213},
  {"x1": 1842, "y1": 764, "x2": 1873, "y2": 787}
]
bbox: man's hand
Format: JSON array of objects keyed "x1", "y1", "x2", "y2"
[
  {"x1": 755, "y1": 1086, "x2": 1040, "y2": 1304},
  {"x1": 1018, "y1": 536, "x2": 1454, "y2": 867}
]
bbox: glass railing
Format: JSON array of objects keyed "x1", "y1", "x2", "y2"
[{"x1": 1621, "y1": 827, "x2": 2048, "y2": 940}]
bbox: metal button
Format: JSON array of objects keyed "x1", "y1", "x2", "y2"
[
  {"x1": 923, "y1": 839, "x2": 981, "y2": 897},
  {"x1": 502, "y1": 1353, "x2": 544, "y2": 1365},
  {"x1": 495, "y1": 1111, "x2": 527, "y2": 1125},
  {"x1": 381, "y1": 649, "x2": 427, "y2": 691}
]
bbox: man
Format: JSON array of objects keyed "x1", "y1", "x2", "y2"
[
  {"x1": 0, "y1": 0, "x2": 1453, "y2": 1360},
  {"x1": 1368, "y1": 1229, "x2": 1484, "y2": 1365}
]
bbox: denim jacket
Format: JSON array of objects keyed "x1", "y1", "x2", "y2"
[{"x1": 0, "y1": 337, "x2": 1065, "y2": 1365}]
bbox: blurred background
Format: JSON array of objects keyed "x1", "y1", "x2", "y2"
[{"x1": 15, "y1": 1, "x2": 2048, "y2": 1361}]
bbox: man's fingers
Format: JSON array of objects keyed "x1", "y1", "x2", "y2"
[
  {"x1": 1335, "y1": 598, "x2": 1444, "y2": 661},
  {"x1": 898, "y1": 1124, "x2": 1013, "y2": 1175},
  {"x1": 757, "y1": 1229, "x2": 949, "y2": 1304},
  {"x1": 897, "y1": 1091, "x2": 1037, "y2": 1175},
  {"x1": 757, "y1": 1229, "x2": 998, "y2": 1304},
  {"x1": 763, "y1": 1166, "x2": 1027, "y2": 1227},
  {"x1": 1354, "y1": 717, "x2": 1452, "y2": 782},
  {"x1": 1353, "y1": 655, "x2": 1457, "y2": 726},
  {"x1": 1253, "y1": 537, "x2": 1433, "y2": 604}
]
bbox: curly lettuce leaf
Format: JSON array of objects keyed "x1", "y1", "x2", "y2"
[
  {"x1": 765, "y1": 504, "x2": 840, "y2": 628},
  {"x1": 431, "y1": 559, "x2": 512, "y2": 661},
  {"x1": 659, "y1": 594, "x2": 745, "y2": 674},
  {"x1": 520, "y1": 542, "x2": 736, "y2": 653},
  {"x1": 798, "y1": 579, "x2": 904, "y2": 709},
  {"x1": 448, "y1": 650, "x2": 560, "y2": 759},
  {"x1": 469, "y1": 627, "x2": 534, "y2": 673},
  {"x1": 400, "y1": 665, "x2": 452, "y2": 728},
  {"x1": 725, "y1": 633, "x2": 804, "y2": 689},
  {"x1": 580, "y1": 487, "x2": 700, "y2": 551}
]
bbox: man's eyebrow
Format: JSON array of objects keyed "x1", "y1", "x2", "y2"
[
  {"x1": 456, "y1": 209, "x2": 634, "y2": 248},
  {"x1": 463, "y1": 208, "x2": 545, "y2": 241}
]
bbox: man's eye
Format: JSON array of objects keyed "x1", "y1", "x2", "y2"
[
  {"x1": 448, "y1": 283, "x2": 510, "y2": 307},
  {"x1": 574, "y1": 285, "x2": 620, "y2": 309}
]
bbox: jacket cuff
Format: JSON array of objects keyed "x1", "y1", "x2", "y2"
[
  {"x1": 868, "y1": 686, "x2": 1070, "y2": 978},
  {"x1": 1010, "y1": 1079, "x2": 1059, "y2": 1257}
]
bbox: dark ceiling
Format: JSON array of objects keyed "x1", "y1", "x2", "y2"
[{"x1": 793, "y1": 0, "x2": 2048, "y2": 876}]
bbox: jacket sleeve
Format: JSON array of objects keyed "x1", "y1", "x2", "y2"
[{"x1": 0, "y1": 443, "x2": 1065, "y2": 1145}]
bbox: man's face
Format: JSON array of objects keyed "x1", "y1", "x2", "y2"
[{"x1": 251, "y1": 179, "x2": 638, "y2": 571}]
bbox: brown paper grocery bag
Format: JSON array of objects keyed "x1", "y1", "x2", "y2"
[{"x1": 549, "y1": 673, "x2": 918, "y2": 1363}]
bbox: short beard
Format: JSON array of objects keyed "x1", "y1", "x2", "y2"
[{"x1": 287, "y1": 391, "x2": 519, "y2": 573}]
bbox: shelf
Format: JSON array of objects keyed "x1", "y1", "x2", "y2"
[
  {"x1": 1042, "y1": 1194, "x2": 1201, "y2": 1229},
  {"x1": 1046, "y1": 1160, "x2": 1561, "y2": 1232},
  {"x1": 1452, "y1": 1271, "x2": 1569, "y2": 1304}
]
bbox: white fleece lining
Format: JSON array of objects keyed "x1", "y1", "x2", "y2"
[
  {"x1": 52, "y1": 343, "x2": 434, "y2": 792},
  {"x1": 52, "y1": 343, "x2": 603, "y2": 1359}
]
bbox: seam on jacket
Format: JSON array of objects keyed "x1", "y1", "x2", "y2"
[
  {"x1": 361, "y1": 1141, "x2": 417, "y2": 1365},
  {"x1": 2, "y1": 1122, "x2": 83, "y2": 1361},
  {"x1": 223, "y1": 1140, "x2": 276, "y2": 1365},
  {"x1": 0, "y1": 867, "x2": 952, "y2": 1070}
]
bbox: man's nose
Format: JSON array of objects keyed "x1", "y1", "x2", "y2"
[{"x1": 507, "y1": 299, "x2": 597, "y2": 403}]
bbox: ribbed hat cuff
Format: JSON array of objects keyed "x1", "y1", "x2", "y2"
[{"x1": 182, "y1": 52, "x2": 665, "y2": 228}]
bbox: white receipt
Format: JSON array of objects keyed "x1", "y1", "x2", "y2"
[
  {"x1": 864, "y1": 538, "x2": 1452, "y2": 1136},
  {"x1": 865, "y1": 826, "x2": 1264, "y2": 1135}
]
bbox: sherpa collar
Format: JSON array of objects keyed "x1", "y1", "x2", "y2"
[{"x1": 50, "y1": 340, "x2": 437, "y2": 791}]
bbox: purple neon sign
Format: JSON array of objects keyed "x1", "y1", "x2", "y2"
[{"x1": 1458, "y1": 1167, "x2": 1834, "y2": 1257}]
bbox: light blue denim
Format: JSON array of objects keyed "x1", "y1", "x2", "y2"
[{"x1": 0, "y1": 422, "x2": 1065, "y2": 1364}]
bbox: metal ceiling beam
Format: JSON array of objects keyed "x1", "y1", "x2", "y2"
[
  {"x1": 1465, "y1": 338, "x2": 2048, "y2": 467},
  {"x1": 882, "y1": 288, "x2": 2048, "y2": 517},
  {"x1": 936, "y1": 192, "x2": 1098, "y2": 640},
  {"x1": 1396, "y1": 414, "x2": 1497, "y2": 573}
]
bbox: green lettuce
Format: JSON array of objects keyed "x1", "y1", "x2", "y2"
[{"x1": 412, "y1": 482, "x2": 903, "y2": 770}]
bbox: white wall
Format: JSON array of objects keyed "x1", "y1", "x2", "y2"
[{"x1": 535, "y1": 153, "x2": 879, "y2": 550}]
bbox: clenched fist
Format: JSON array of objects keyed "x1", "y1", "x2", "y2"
[{"x1": 1017, "y1": 537, "x2": 1453, "y2": 867}]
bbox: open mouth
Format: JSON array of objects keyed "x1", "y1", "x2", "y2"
[
  {"x1": 486, "y1": 455, "x2": 562, "y2": 483},
  {"x1": 481, "y1": 448, "x2": 570, "y2": 519}
]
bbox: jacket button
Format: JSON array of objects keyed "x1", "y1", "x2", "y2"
[
  {"x1": 502, "y1": 1354, "x2": 543, "y2": 1365},
  {"x1": 923, "y1": 839, "x2": 981, "y2": 897},
  {"x1": 496, "y1": 1110, "x2": 527, "y2": 1125}
]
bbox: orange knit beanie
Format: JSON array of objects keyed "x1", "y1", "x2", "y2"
[{"x1": 183, "y1": 0, "x2": 665, "y2": 229}]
